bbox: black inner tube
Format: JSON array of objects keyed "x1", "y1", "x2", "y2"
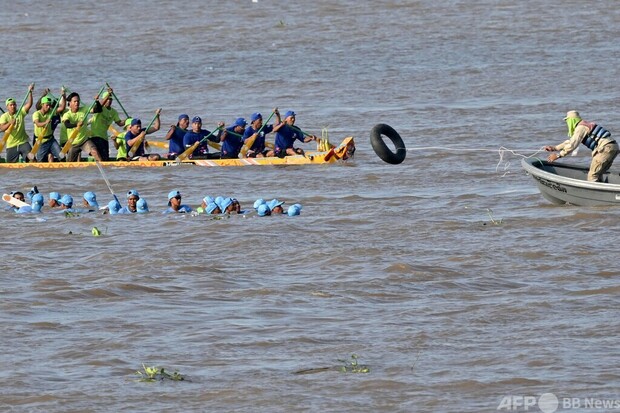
[{"x1": 370, "y1": 124, "x2": 406, "y2": 164}]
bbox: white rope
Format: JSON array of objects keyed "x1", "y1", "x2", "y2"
[
  {"x1": 95, "y1": 160, "x2": 121, "y2": 205},
  {"x1": 403, "y1": 145, "x2": 547, "y2": 176}
]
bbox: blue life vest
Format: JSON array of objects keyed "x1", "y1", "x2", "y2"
[{"x1": 579, "y1": 120, "x2": 611, "y2": 150}]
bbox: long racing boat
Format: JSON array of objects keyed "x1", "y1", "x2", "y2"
[{"x1": 0, "y1": 137, "x2": 355, "y2": 169}]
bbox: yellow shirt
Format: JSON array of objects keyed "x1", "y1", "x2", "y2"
[
  {"x1": 33, "y1": 109, "x2": 53, "y2": 141},
  {"x1": 91, "y1": 106, "x2": 121, "y2": 138},
  {"x1": 0, "y1": 107, "x2": 29, "y2": 148},
  {"x1": 115, "y1": 132, "x2": 128, "y2": 160},
  {"x1": 61, "y1": 106, "x2": 91, "y2": 146}
]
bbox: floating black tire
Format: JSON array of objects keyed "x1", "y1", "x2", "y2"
[{"x1": 370, "y1": 123, "x2": 406, "y2": 164}]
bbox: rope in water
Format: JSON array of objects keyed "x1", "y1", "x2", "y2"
[{"x1": 401, "y1": 145, "x2": 548, "y2": 176}]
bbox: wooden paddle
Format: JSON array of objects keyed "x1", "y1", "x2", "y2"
[
  {"x1": 147, "y1": 140, "x2": 167, "y2": 149},
  {"x1": 127, "y1": 109, "x2": 161, "y2": 158},
  {"x1": 176, "y1": 126, "x2": 222, "y2": 161},
  {"x1": 108, "y1": 125, "x2": 121, "y2": 136},
  {"x1": 59, "y1": 86, "x2": 105, "y2": 158},
  {"x1": 2, "y1": 193, "x2": 30, "y2": 208},
  {"x1": 0, "y1": 85, "x2": 33, "y2": 153},
  {"x1": 240, "y1": 110, "x2": 276, "y2": 157},
  {"x1": 27, "y1": 87, "x2": 65, "y2": 161}
]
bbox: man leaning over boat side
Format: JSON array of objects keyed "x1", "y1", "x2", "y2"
[
  {"x1": 272, "y1": 110, "x2": 318, "y2": 157},
  {"x1": 545, "y1": 110, "x2": 619, "y2": 182},
  {"x1": 0, "y1": 83, "x2": 35, "y2": 163}
]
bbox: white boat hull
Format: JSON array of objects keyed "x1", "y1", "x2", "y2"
[{"x1": 521, "y1": 158, "x2": 620, "y2": 206}]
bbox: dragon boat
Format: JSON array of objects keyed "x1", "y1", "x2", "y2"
[{"x1": 0, "y1": 137, "x2": 355, "y2": 169}]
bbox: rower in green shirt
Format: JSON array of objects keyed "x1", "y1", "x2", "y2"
[
  {"x1": 0, "y1": 83, "x2": 35, "y2": 162},
  {"x1": 90, "y1": 88, "x2": 125, "y2": 161},
  {"x1": 61, "y1": 92, "x2": 102, "y2": 162}
]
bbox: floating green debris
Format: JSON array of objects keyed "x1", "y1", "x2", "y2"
[
  {"x1": 92, "y1": 227, "x2": 101, "y2": 236},
  {"x1": 135, "y1": 364, "x2": 185, "y2": 382},
  {"x1": 338, "y1": 354, "x2": 370, "y2": 374}
]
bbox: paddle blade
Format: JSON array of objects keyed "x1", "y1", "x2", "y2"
[
  {"x1": 240, "y1": 134, "x2": 258, "y2": 157},
  {"x1": 148, "y1": 141, "x2": 168, "y2": 149},
  {"x1": 108, "y1": 125, "x2": 120, "y2": 136},
  {"x1": 0, "y1": 123, "x2": 15, "y2": 153},
  {"x1": 128, "y1": 134, "x2": 144, "y2": 158},
  {"x1": 176, "y1": 142, "x2": 199, "y2": 161},
  {"x1": 59, "y1": 140, "x2": 71, "y2": 158},
  {"x1": 3, "y1": 193, "x2": 29, "y2": 208},
  {"x1": 59, "y1": 126, "x2": 80, "y2": 158},
  {"x1": 28, "y1": 134, "x2": 45, "y2": 161}
]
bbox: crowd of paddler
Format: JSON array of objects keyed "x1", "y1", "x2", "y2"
[
  {"x1": 4, "y1": 186, "x2": 302, "y2": 217},
  {"x1": 0, "y1": 83, "x2": 333, "y2": 163}
]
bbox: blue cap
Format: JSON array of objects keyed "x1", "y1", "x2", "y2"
[
  {"x1": 253, "y1": 198, "x2": 265, "y2": 210},
  {"x1": 257, "y1": 204, "x2": 271, "y2": 216},
  {"x1": 84, "y1": 191, "x2": 98, "y2": 208},
  {"x1": 287, "y1": 205, "x2": 301, "y2": 216},
  {"x1": 220, "y1": 197, "x2": 233, "y2": 211},
  {"x1": 233, "y1": 117, "x2": 247, "y2": 128},
  {"x1": 250, "y1": 112, "x2": 262, "y2": 122},
  {"x1": 192, "y1": 116, "x2": 202, "y2": 123},
  {"x1": 130, "y1": 118, "x2": 141, "y2": 126},
  {"x1": 168, "y1": 190, "x2": 181, "y2": 200},
  {"x1": 178, "y1": 113, "x2": 189, "y2": 121},
  {"x1": 284, "y1": 110, "x2": 296, "y2": 119},
  {"x1": 203, "y1": 195, "x2": 214, "y2": 205},
  {"x1": 60, "y1": 194, "x2": 73, "y2": 207},
  {"x1": 206, "y1": 202, "x2": 219, "y2": 214},
  {"x1": 136, "y1": 198, "x2": 149, "y2": 214},
  {"x1": 49, "y1": 192, "x2": 61, "y2": 201},
  {"x1": 268, "y1": 199, "x2": 285, "y2": 210},
  {"x1": 108, "y1": 199, "x2": 121, "y2": 215},
  {"x1": 127, "y1": 189, "x2": 140, "y2": 199},
  {"x1": 291, "y1": 203, "x2": 302, "y2": 210}
]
